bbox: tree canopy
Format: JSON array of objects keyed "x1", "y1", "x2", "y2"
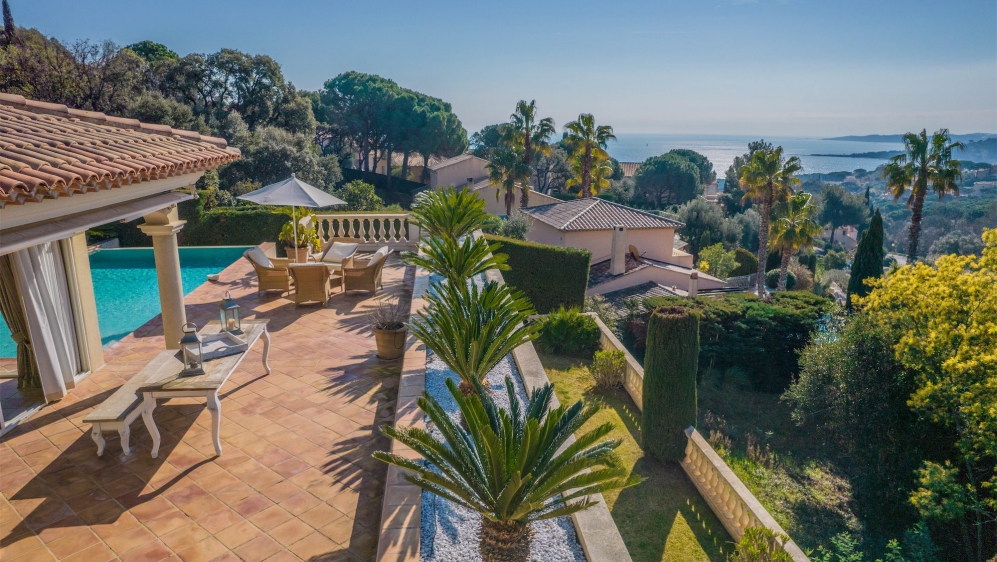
[
  {"x1": 634, "y1": 153, "x2": 701, "y2": 207},
  {"x1": 819, "y1": 184, "x2": 869, "y2": 244}
]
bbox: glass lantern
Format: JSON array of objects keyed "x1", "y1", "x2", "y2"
[
  {"x1": 179, "y1": 322, "x2": 205, "y2": 376},
  {"x1": 219, "y1": 291, "x2": 242, "y2": 334}
]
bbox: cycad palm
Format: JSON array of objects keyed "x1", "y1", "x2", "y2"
[
  {"x1": 409, "y1": 279, "x2": 538, "y2": 395},
  {"x1": 411, "y1": 186, "x2": 491, "y2": 240},
  {"x1": 404, "y1": 235, "x2": 509, "y2": 285},
  {"x1": 770, "y1": 192, "x2": 821, "y2": 291},
  {"x1": 882, "y1": 129, "x2": 963, "y2": 262},
  {"x1": 563, "y1": 113, "x2": 616, "y2": 198},
  {"x1": 374, "y1": 376, "x2": 638, "y2": 562},
  {"x1": 487, "y1": 147, "x2": 533, "y2": 217},
  {"x1": 739, "y1": 147, "x2": 802, "y2": 295}
]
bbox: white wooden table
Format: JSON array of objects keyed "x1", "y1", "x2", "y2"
[{"x1": 136, "y1": 320, "x2": 271, "y2": 458}]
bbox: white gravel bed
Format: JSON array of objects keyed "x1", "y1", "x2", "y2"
[{"x1": 419, "y1": 349, "x2": 587, "y2": 562}]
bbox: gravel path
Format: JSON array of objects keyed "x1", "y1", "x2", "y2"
[{"x1": 419, "y1": 350, "x2": 587, "y2": 562}]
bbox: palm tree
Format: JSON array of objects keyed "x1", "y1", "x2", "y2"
[
  {"x1": 506, "y1": 100, "x2": 556, "y2": 207},
  {"x1": 566, "y1": 153, "x2": 613, "y2": 197},
  {"x1": 883, "y1": 129, "x2": 964, "y2": 263},
  {"x1": 739, "y1": 147, "x2": 802, "y2": 296},
  {"x1": 410, "y1": 186, "x2": 491, "y2": 240},
  {"x1": 409, "y1": 279, "x2": 538, "y2": 395},
  {"x1": 770, "y1": 192, "x2": 822, "y2": 291},
  {"x1": 374, "y1": 376, "x2": 638, "y2": 562},
  {"x1": 563, "y1": 113, "x2": 616, "y2": 198},
  {"x1": 404, "y1": 235, "x2": 509, "y2": 285},
  {"x1": 487, "y1": 147, "x2": 532, "y2": 217}
]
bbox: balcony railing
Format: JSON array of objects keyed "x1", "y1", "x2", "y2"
[{"x1": 309, "y1": 213, "x2": 421, "y2": 251}]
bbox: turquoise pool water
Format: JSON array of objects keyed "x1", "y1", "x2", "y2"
[{"x1": 0, "y1": 246, "x2": 250, "y2": 357}]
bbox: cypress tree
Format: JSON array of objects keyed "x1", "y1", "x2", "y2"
[
  {"x1": 641, "y1": 306, "x2": 699, "y2": 462},
  {"x1": 846, "y1": 209, "x2": 884, "y2": 309},
  {"x1": 1, "y1": 0, "x2": 14, "y2": 48}
]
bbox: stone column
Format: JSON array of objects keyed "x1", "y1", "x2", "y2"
[{"x1": 138, "y1": 206, "x2": 187, "y2": 349}]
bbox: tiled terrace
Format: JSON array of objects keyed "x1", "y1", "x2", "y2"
[{"x1": 1, "y1": 251, "x2": 413, "y2": 562}]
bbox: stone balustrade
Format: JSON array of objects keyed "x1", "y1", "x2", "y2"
[
  {"x1": 587, "y1": 313, "x2": 810, "y2": 561},
  {"x1": 311, "y1": 213, "x2": 420, "y2": 251}
]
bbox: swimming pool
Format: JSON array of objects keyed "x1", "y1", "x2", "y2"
[{"x1": 0, "y1": 246, "x2": 251, "y2": 357}]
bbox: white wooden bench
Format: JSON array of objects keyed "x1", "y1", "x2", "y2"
[{"x1": 82, "y1": 358, "x2": 178, "y2": 456}]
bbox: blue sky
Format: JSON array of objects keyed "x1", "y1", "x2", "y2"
[{"x1": 12, "y1": 0, "x2": 997, "y2": 136}]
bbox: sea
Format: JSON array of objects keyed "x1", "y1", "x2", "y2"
[{"x1": 605, "y1": 134, "x2": 906, "y2": 176}]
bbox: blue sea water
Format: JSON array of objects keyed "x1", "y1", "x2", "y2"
[
  {"x1": 0, "y1": 246, "x2": 249, "y2": 358},
  {"x1": 606, "y1": 133, "x2": 905, "y2": 176}
]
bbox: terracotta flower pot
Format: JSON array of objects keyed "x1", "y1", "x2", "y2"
[
  {"x1": 373, "y1": 325, "x2": 407, "y2": 360},
  {"x1": 285, "y1": 246, "x2": 310, "y2": 264}
]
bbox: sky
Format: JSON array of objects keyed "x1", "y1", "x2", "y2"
[{"x1": 10, "y1": 0, "x2": 997, "y2": 137}]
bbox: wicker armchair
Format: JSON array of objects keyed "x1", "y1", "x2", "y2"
[
  {"x1": 343, "y1": 247, "x2": 389, "y2": 294},
  {"x1": 289, "y1": 263, "x2": 330, "y2": 306},
  {"x1": 310, "y1": 241, "x2": 359, "y2": 272},
  {"x1": 244, "y1": 249, "x2": 291, "y2": 295}
]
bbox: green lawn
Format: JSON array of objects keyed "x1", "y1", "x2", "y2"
[{"x1": 538, "y1": 352, "x2": 732, "y2": 562}]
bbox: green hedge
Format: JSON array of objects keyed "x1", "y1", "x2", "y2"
[
  {"x1": 642, "y1": 306, "x2": 699, "y2": 462},
  {"x1": 484, "y1": 234, "x2": 591, "y2": 314},
  {"x1": 730, "y1": 248, "x2": 759, "y2": 277},
  {"x1": 637, "y1": 292, "x2": 832, "y2": 392}
]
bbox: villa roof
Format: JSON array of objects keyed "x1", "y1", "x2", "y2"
[
  {"x1": 0, "y1": 94, "x2": 241, "y2": 208},
  {"x1": 619, "y1": 162, "x2": 640, "y2": 177},
  {"x1": 427, "y1": 153, "x2": 485, "y2": 171},
  {"x1": 521, "y1": 198, "x2": 683, "y2": 232}
]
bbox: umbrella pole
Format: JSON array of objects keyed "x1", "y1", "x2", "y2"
[{"x1": 292, "y1": 206, "x2": 298, "y2": 263}]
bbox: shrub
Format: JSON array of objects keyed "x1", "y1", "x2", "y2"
[
  {"x1": 497, "y1": 213, "x2": 533, "y2": 240},
  {"x1": 484, "y1": 235, "x2": 591, "y2": 313},
  {"x1": 591, "y1": 349, "x2": 625, "y2": 389},
  {"x1": 729, "y1": 527, "x2": 793, "y2": 562},
  {"x1": 731, "y1": 247, "x2": 759, "y2": 277},
  {"x1": 697, "y1": 243, "x2": 737, "y2": 279},
  {"x1": 332, "y1": 179, "x2": 383, "y2": 211},
  {"x1": 642, "y1": 306, "x2": 699, "y2": 462},
  {"x1": 787, "y1": 260, "x2": 814, "y2": 292},
  {"x1": 821, "y1": 249, "x2": 847, "y2": 271},
  {"x1": 536, "y1": 307, "x2": 600, "y2": 356},
  {"x1": 638, "y1": 292, "x2": 831, "y2": 391},
  {"x1": 765, "y1": 268, "x2": 796, "y2": 290}
]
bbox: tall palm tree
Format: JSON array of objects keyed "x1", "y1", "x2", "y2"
[
  {"x1": 563, "y1": 113, "x2": 616, "y2": 198},
  {"x1": 567, "y1": 154, "x2": 613, "y2": 197},
  {"x1": 505, "y1": 100, "x2": 555, "y2": 207},
  {"x1": 739, "y1": 147, "x2": 802, "y2": 296},
  {"x1": 487, "y1": 147, "x2": 532, "y2": 217},
  {"x1": 883, "y1": 129, "x2": 964, "y2": 263},
  {"x1": 770, "y1": 192, "x2": 822, "y2": 291}
]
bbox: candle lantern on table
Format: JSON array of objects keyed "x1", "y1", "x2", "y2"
[
  {"x1": 179, "y1": 322, "x2": 205, "y2": 376},
  {"x1": 218, "y1": 291, "x2": 242, "y2": 334}
]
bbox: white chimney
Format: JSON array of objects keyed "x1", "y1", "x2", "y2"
[
  {"x1": 688, "y1": 271, "x2": 699, "y2": 298},
  {"x1": 610, "y1": 226, "x2": 627, "y2": 276}
]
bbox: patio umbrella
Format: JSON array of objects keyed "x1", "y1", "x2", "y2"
[{"x1": 237, "y1": 174, "x2": 346, "y2": 262}]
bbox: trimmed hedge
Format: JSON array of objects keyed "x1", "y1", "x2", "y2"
[
  {"x1": 535, "y1": 307, "x2": 600, "y2": 356},
  {"x1": 637, "y1": 292, "x2": 832, "y2": 392},
  {"x1": 765, "y1": 268, "x2": 797, "y2": 290},
  {"x1": 642, "y1": 306, "x2": 699, "y2": 462},
  {"x1": 484, "y1": 234, "x2": 591, "y2": 314},
  {"x1": 730, "y1": 248, "x2": 759, "y2": 277}
]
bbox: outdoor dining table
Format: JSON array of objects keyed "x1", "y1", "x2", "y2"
[{"x1": 137, "y1": 319, "x2": 271, "y2": 458}]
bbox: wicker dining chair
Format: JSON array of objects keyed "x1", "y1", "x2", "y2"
[
  {"x1": 289, "y1": 263, "x2": 331, "y2": 306},
  {"x1": 244, "y1": 248, "x2": 291, "y2": 295},
  {"x1": 342, "y1": 247, "x2": 389, "y2": 294}
]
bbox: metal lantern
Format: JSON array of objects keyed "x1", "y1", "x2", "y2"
[
  {"x1": 219, "y1": 291, "x2": 242, "y2": 334},
  {"x1": 179, "y1": 322, "x2": 205, "y2": 376}
]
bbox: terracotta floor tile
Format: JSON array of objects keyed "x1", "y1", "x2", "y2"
[
  {"x1": 160, "y1": 523, "x2": 210, "y2": 552},
  {"x1": 268, "y1": 518, "x2": 313, "y2": 547},
  {"x1": 233, "y1": 534, "x2": 282, "y2": 562},
  {"x1": 232, "y1": 494, "x2": 272, "y2": 518},
  {"x1": 61, "y1": 542, "x2": 116, "y2": 562},
  {"x1": 213, "y1": 520, "x2": 261, "y2": 549},
  {"x1": 44, "y1": 528, "x2": 100, "y2": 558},
  {"x1": 248, "y1": 505, "x2": 292, "y2": 531},
  {"x1": 105, "y1": 525, "x2": 158, "y2": 555},
  {"x1": 143, "y1": 510, "x2": 189, "y2": 537},
  {"x1": 90, "y1": 511, "x2": 142, "y2": 540},
  {"x1": 193, "y1": 507, "x2": 242, "y2": 535},
  {"x1": 118, "y1": 539, "x2": 173, "y2": 562},
  {"x1": 287, "y1": 531, "x2": 340, "y2": 559},
  {"x1": 279, "y1": 492, "x2": 321, "y2": 516}
]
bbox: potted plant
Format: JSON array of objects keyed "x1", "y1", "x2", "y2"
[
  {"x1": 278, "y1": 219, "x2": 319, "y2": 263},
  {"x1": 369, "y1": 298, "x2": 407, "y2": 360}
]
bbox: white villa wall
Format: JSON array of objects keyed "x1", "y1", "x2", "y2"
[
  {"x1": 473, "y1": 185, "x2": 562, "y2": 217},
  {"x1": 428, "y1": 156, "x2": 489, "y2": 189},
  {"x1": 551, "y1": 228, "x2": 679, "y2": 265},
  {"x1": 526, "y1": 220, "x2": 564, "y2": 246}
]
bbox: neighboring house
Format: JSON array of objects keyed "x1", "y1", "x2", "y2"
[
  {"x1": 427, "y1": 154, "x2": 489, "y2": 190},
  {"x1": 619, "y1": 162, "x2": 640, "y2": 178},
  {"x1": 469, "y1": 179, "x2": 561, "y2": 217},
  {"x1": 701, "y1": 180, "x2": 720, "y2": 203},
  {"x1": 520, "y1": 198, "x2": 725, "y2": 295},
  {"x1": 0, "y1": 93, "x2": 239, "y2": 412},
  {"x1": 824, "y1": 225, "x2": 859, "y2": 250}
]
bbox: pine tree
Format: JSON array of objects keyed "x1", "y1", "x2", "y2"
[
  {"x1": 641, "y1": 306, "x2": 699, "y2": 462},
  {"x1": 1, "y1": 0, "x2": 15, "y2": 48},
  {"x1": 846, "y1": 209, "x2": 884, "y2": 309}
]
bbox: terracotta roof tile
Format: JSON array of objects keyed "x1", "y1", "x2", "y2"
[
  {"x1": 521, "y1": 197, "x2": 683, "y2": 232},
  {"x1": 0, "y1": 93, "x2": 240, "y2": 208}
]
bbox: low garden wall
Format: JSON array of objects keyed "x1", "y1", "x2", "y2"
[
  {"x1": 375, "y1": 233, "x2": 632, "y2": 562},
  {"x1": 588, "y1": 314, "x2": 809, "y2": 561}
]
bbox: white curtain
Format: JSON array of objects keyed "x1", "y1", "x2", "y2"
[{"x1": 11, "y1": 241, "x2": 82, "y2": 401}]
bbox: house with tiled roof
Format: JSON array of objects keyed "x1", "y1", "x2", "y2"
[
  {"x1": 521, "y1": 198, "x2": 726, "y2": 295},
  {"x1": 426, "y1": 154, "x2": 561, "y2": 216},
  {"x1": 0, "y1": 93, "x2": 239, "y2": 411}
]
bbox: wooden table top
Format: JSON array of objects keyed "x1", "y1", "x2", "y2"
[{"x1": 84, "y1": 320, "x2": 268, "y2": 422}]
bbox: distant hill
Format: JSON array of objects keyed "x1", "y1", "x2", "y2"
[
  {"x1": 811, "y1": 150, "x2": 902, "y2": 159},
  {"x1": 958, "y1": 138, "x2": 997, "y2": 163},
  {"x1": 824, "y1": 133, "x2": 996, "y2": 143}
]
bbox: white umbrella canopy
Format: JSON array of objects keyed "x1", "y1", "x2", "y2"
[{"x1": 236, "y1": 174, "x2": 346, "y2": 261}]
